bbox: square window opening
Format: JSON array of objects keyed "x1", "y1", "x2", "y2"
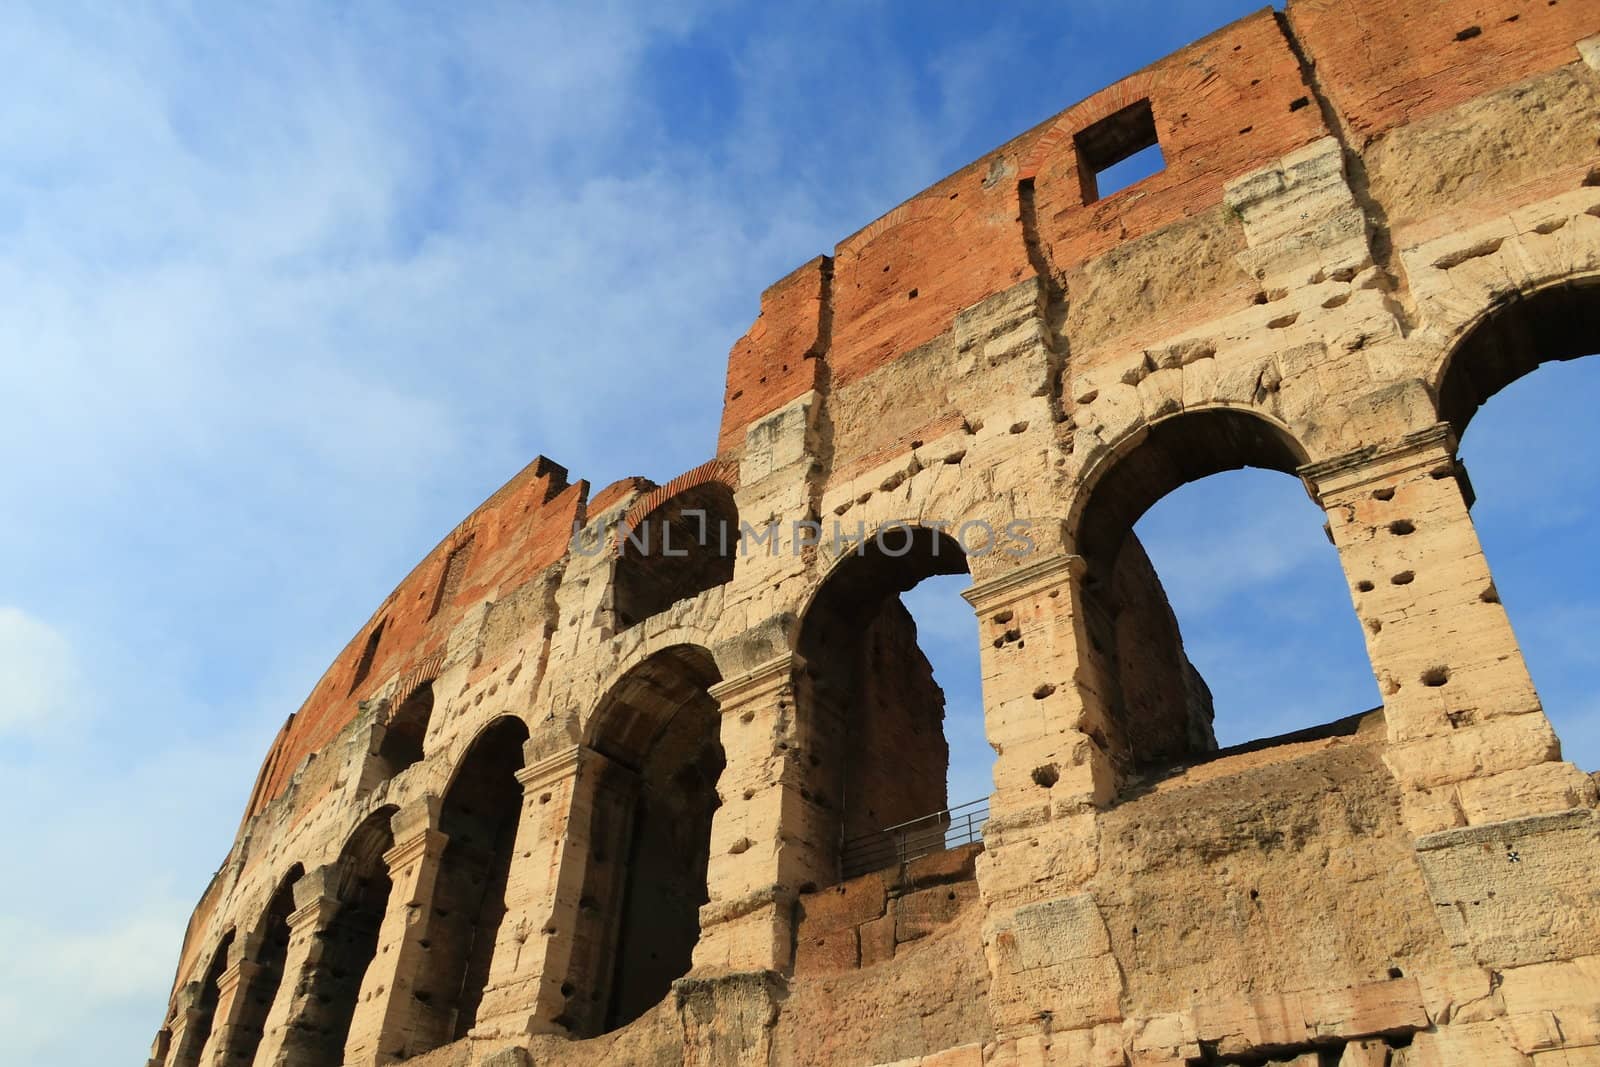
[{"x1": 1075, "y1": 99, "x2": 1166, "y2": 204}]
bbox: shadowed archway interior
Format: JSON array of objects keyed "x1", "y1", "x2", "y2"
[{"x1": 562, "y1": 645, "x2": 725, "y2": 1037}]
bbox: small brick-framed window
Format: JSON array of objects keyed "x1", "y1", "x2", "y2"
[
  {"x1": 1075, "y1": 99, "x2": 1166, "y2": 203},
  {"x1": 350, "y1": 618, "x2": 386, "y2": 695},
  {"x1": 428, "y1": 536, "x2": 474, "y2": 620}
]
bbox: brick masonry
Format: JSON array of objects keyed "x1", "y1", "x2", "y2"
[{"x1": 154, "y1": 2, "x2": 1600, "y2": 1065}]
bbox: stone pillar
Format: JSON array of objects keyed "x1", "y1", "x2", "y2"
[
  {"x1": 342, "y1": 797, "x2": 450, "y2": 1067},
  {"x1": 472, "y1": 743, "x2": 616, "y2": 1039},
  {"x1": 196, "y1": 936, "x2": 262, "y2": 1066},
  {"x1": 161, "y1": 983, "x2": 207, "y2": 1067},
  {"x1": 967, "y1": 555, "x2": 1118, "y2": 812},
  {"x1": 1303, "y1": 424, "x2": 1595, "y2": 835},
  {"x1": 146, "y1": 1026, "x2": 172, "y2": 1067},
  {"x1": 250, "y1": 865, "x2": 341, "y2": 1067},
  {"x1": 962, "y1": 553, "x2": 1118, "y2": 907},
  {"x1": 964, "y1": 554, "x2": 1128, "y2": 1037},
  {"x1": 693, "y1": 653, "x2": 831, "y2": 975}
]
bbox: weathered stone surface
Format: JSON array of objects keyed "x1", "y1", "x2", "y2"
[{"x1": 152, "y1": 3, "x2": 1600, "y2": 1066}]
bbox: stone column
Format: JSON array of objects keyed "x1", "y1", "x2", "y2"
[
  {"x1": 471, "y1": 743, "x2": 619, "y2": 1039},
  {"x1": 693, "y1": 652, "x2": 831, "y2": 975},
  {"x1": 145, "y1": 1026, "x2": 172, "y2": 1067},
  {"x1": 1303, "y1": 424, "x2": 1595, "y2": 834},
  {"x1": 196, "y1": 935, "x2": 263, "y2": 1066},
  {"x1": 963, "y1": 553, "x2": 1118, "y2": 905},
  {"x1": 342, "y1": 797, "x2": 450, "y2": 1067},
  {"x1": 963, "y1": 554, "x2": 1129, "y2": 1037},
  {"x1": 249, "y1": 866, "x2": 340, "y2": 1067},
  {"x1": 161, "y1": 983, "x2": 207, "y2": 1067}
]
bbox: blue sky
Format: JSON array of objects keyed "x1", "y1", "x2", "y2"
[{"x1": 1, "y1": 3, "x2": 1594, "y2": 1064}]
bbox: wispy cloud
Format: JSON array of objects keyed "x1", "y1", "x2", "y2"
[{"x1": 0, "y1": 608, "x2": 85, "y2": 738}]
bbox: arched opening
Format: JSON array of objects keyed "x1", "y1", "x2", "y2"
[
  {"x1": 1441, "y1": 279, "x2": 1600, "y2": 770},
  {"x1": 1437, "y1": 279, "x2": 1600, "y2": 438},
  {"x1": 279, "y1": 807, "x2": 395, "y2": 1067},
  {"x1": 563, "y1": 645, "x2": 724, "y2": 1037},
  {"x1": 796, "y1": 525, "x2": 978, "y2": 882},
  {"x1": 217, "y1": 865, "x2": 301, "y2": 1066},
  {"x1": 1074, "y1": 409, "x2": 1378, "y2": 782},
  {"x1": 612, "y1": 481, "x2": 739, "y2": 630},
  {"x1": 375, "y1": 681, "x2": 433, "y2": 779},
  {"x1": 171, "y1": 929, "x2": 233, "y2": 1067},
  {"x1": 421, "y1": 716, "x2": 531, "y2": 1051}
]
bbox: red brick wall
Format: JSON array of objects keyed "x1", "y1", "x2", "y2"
[
  {"x1": 717, "y1": 256, "x2": 830, "y2": 455},
  {"x1": 589, "y1": 476, "x2": 657, "y2": 517},
  {"x1": 1026, "y1": 11, "x2": 1327, "y2": 272},
  {"x1": 247, "y1": 456, "x2": 586, "y2": 817},
  {"x1": 828, "y1": 162, "x2": 1033, "y2": 388},
  {"x1": 711, "y1": 5, "x2": 1600, "y2": 458},
  {"x1": 246, "y1": 0, "x2": 1600, "y2": 830},
  {"x1": 1287, "y1": 0, "x2": 1600, "y2": 141}
]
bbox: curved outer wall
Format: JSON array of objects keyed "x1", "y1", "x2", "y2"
[{"x1": 155, "y1": 4, "x2": 1600, "y2": 1066}]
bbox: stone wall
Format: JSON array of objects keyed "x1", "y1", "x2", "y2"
[{"x1": 153, "y1": 2, "x2": 1600, "y2": 1065}]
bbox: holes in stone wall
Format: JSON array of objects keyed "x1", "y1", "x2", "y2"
[
  {"x1": 1032, "y1": 764, "x2": 1060, "y2": 788},
  {"x1": 1388, "y1": 520, "x2": 1416, "y2": 535},
  {"x1": 429, "y1": 537, "x2": 474, "y2": 620},
  {"x1": 349, "y1": 618, "x2": 386, "y2": 696},
  {"x1": 1390, "y1": 571, "x2": 1415, "y2": 586},
  {"x1": 1075, "y1": 99, "x2": 1166, "y2": 203},
  {"x1": 1420, "y1": 666, "x2": 1450, "y2": 687},
  {"x1": 1454, "y1": 25, "x2": 1483, "y2": 41}
]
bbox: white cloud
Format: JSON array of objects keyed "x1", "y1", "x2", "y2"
[{"x1": 0, "y1": 607, "x2": 83, "y2": 737}]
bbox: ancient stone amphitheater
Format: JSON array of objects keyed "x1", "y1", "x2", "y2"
[{"x1": 151, "y1": 3, "x2": 1600, "y2": 1065}]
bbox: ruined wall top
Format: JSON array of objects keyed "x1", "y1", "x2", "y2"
[{"x1": 236, "y1": 0, "x2": 1599, "y2": 851}]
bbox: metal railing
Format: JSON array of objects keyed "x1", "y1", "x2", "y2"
[{"x1": 839, "y1": 796, "x2": 989, "y2": 881}]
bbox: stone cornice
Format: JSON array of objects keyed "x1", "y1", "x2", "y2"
[
  {"x1": 286, "y1": 896, "x2": 340, "y2": 932},
  {"x1": 383, "y1": 826, "x2": 447, "y2": 873},
  {"x1": 1298, "y1": 423, "x2": 1457, "y2": 499},
  {"x1": 515, "y1": 744, "x2": 607, "y2": 792},
  {"x1": 708, "y1": 652, "x2": 804, "y2": 708},
  {"x1": 962, "y1": 553, "x2": 1083, "y2": 613}
]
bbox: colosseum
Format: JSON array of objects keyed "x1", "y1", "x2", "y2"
[{"x1": 150, "y1": 3, "x2": 1600, "y2": 1065}]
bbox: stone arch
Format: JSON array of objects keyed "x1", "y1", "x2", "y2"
[
  {"x1": 1432, "y1": 273, "x2": 1600, "y2": 438},
  {"x1": 417, "y1": 715, "x2": 531, "y2": 1052},
  {"x1": 1068, "y1": 405, "x2": 1314, "y2": 567},
  {"x1": 1062, "y1": 406, "x2": 1372, "y2": 777},
  {"x1": 169, "y1": 927, "x2": 235, "y2": 1067},
  {"x1": 213, "y1": 864, "x2": 301, "y2": 1066},
  {"x1": 611, "y1": 463, "x2": 741, "y2": 631},
  {"x1": 561, "y1": 643, "x2": 724, "y2": 1037},
  {"x1": 275, "y1": 806, "x2": 396, "y2": 1067},
  {"x1": 1424, "y1": 272, "x2": 1600, "y2": 760},
  {"x1": 795, "y1": 521, "x2": 975, "y2": 880},
  {"x1": 364, "y1": 678, "x2": 435, "y2": 793}
]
